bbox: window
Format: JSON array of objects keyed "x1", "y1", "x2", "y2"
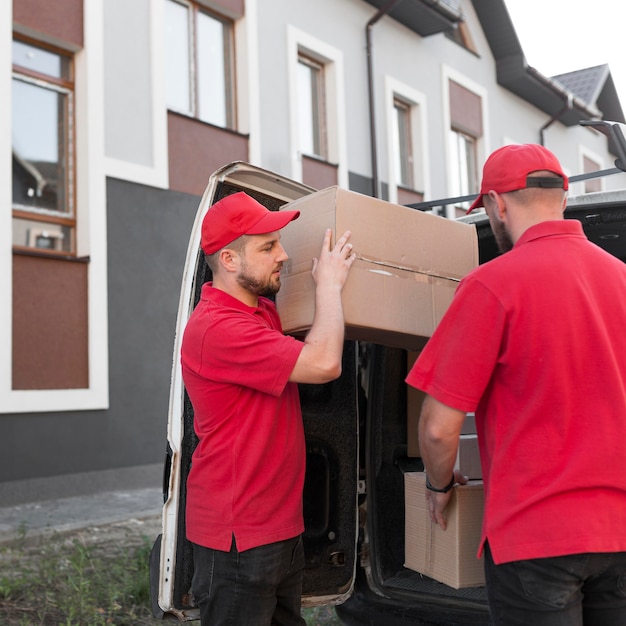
[
  {"x1": 393, "y1": 97, "x2": 414, "y2": 189},
  {"x1": 448, "y1": 79, "x2": 483, "y2": 217},
  {"x1": 449, "y1": 129, "x2": 477, "y2": 213},
  {"x1": 384, "y1": 78, "x2": 427, "y2": 205},
  {"x1": 12, "y1": 39, "x2": 75, "y2": 253},
  {"x1": 165, "y1": 0, "x2": 235, "y2": 129},
  {"x1": 446, "y1": 19, "x2": 478, "y2": 54},
  {"x1": 297, "y1": 54, "x2": 327, "y2": 159},
  {"x1": 287, "y1": 27, "x2": 347, "y2": 187}
]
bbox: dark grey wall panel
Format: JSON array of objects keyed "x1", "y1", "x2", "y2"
[
  {"x1": 105, "y1": 178, "x2": 199, "y2": 468},
  {"x1": 347, "y1": 170, "x2": 388, "y2": 201}
]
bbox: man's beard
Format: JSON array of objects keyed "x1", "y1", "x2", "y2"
[
  {"x1": 236, "y1": 264, "x2": 282, "y2": 298},
  {"x1": 492, "y1": 219, "x2": 514, "y2": 254}
]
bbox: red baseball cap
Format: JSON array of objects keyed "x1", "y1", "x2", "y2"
[
  {"x1": 467, "y1": 144, "x2": 568, "y2": 213},
  {"x1": 201, "y1": 191, "x2": 300, "y2": 254}
]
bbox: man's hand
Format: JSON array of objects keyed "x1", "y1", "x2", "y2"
[
  {"x1": 312, "y1": 229, "x2": 356, "y2": 290},
  {"x1": 426, "y1": 469, "x2": 468, "y2": 530}
]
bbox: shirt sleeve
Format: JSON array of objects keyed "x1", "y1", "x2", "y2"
[
  {"x1": 406, "y1": 275, "x2": 506, "y2": 412},
  {"x1": 184, "y1": 307, "x2": 304, "y2": 397}
]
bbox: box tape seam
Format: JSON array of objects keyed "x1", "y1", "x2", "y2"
[{"x1": 356, "y1": 254, "x2": 463, "y2": 282}]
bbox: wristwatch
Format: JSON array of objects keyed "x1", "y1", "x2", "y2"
[{"x1": 425, "y1": 473, "x2": 455, "y2": 493}]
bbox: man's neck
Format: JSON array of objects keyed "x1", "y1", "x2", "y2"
[{"x1": 211, "y1": 277, "x2": 259, "y2": 308}]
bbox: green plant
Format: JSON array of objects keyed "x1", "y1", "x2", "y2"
[
  {"x1": 302, "y1": 604, "x2": 343, "y2": 625},
  {"x1": 0, "y1": 531, "x2": 160, "y2": 626}
]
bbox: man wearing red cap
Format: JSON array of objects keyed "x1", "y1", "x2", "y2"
[
  {"x1": 407, "y1": 144, "x2": 626, "y2": 624},
  {"x1": 180, "y1": 191, "x2": 355, "y2": 625}
]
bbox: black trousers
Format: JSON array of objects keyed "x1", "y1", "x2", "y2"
[
  {"x1": 484, "y1": 542, "x2": 626, "y2": 626},
  {"x1": 191, "y1": 535, "x2": 306, "y2": 626}
]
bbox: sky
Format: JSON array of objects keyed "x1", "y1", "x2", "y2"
[{"x1": 503, "y1": 0, "x2": 626, "y2": 112}]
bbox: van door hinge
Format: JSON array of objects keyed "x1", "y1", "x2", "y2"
[{"x1": 357, "y1": 480, "x2": 366, "y2": 495}]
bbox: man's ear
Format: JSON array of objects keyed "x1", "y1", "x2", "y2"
[
  {"x1": 487, "y1": 190, "x2": 507, "y2": 220},
  {"x1": 218, "y1": 248, "x2": 239, "y2": 273}
]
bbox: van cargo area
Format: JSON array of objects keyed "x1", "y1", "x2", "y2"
[{"x1": 331, "y1": 341, "x2": 491, "y2": 625}]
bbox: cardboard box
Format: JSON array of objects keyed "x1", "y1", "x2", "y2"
[
  {"x1": 276, "y1": 187, "x2": 478, "y2": 351},
  {"x1": 404, "y1": 472, "x2": 485, "y2": 589},
  {"x1": 455, "y1": 434, "x2": 482, "y2": 480}
]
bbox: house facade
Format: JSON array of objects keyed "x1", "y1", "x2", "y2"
[{"x1": 2, "y1": 0, "x2": 625, "y2": 505}]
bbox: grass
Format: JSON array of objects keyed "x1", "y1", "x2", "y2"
[
  {"x1": 0, "y1": 527, "x2": 157, "y2": 626},
  {"x1": 0, "y1": 526, "x2": 342, "y2": 625},
  {"x1": 302, "y1": 605, "x2": 343, "y2": 625}
]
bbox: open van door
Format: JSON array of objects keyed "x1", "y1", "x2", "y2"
[{"x1": 149, "y1": 162, "x2": 360, "y2": 621}]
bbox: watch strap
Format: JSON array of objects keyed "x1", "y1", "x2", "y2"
[{"x1": 425, "y1": 473, "x2": 455, "y2": 493}]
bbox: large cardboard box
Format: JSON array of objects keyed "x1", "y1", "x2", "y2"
[
  {"x1": 404, "y1": 472, "x2": 485, "y2": 589},
  {"x1": 276, "y1": 187, "x2": 478, "y2": 351}
]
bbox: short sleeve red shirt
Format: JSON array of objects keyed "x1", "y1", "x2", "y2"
[
  {"x1": 407, "y1": 220, "x2": 626, "y2": 564},
  {"x1": 181, "y1": 283, "x2": 305, "y2": 551}
]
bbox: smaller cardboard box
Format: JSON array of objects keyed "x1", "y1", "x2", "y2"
[
  {"x1": 455, "y1": 434, "x2": 482, "y2": 480},
  {"x1": 276, "y1": 187, "x2": 478, "y2": 351},
  {"x1": 404, "y1": 472, "x2": 485, "y2": 589}
]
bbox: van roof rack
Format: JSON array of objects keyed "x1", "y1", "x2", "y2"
[{"x1": 407, "y1": 120, "x2": 626, "y2": 213}]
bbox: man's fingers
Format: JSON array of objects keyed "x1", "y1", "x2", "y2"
[
  {"x1": 453, "y1": 469, "x2": 469, "y2": 486},
  {"x1": 426, "y1": 490, "x2": 449, "y2": 530}
]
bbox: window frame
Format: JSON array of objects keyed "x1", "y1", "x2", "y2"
[
  {"x1": 164, "y1": 0, "x2": 236, "y2": 130},
  {"x1": 441, "y1": 66, "x2": 489, "y2": 218},
  {"x1": 11, "y1": 36, "x2": 77, "y2": 256},
  {"x1": 2, "y1": 0, "x2": 110, "y2": 413},
  {"x1": 296, "y1": 52, "x2": 327, "y2": 159},
  {"x1": 393, "y1": 96, "x2": 414, "y2": 189},
  {"x1": 287, "y1": 26, "x2": 348, "y2": 188},
  {"x1": 449, "y1": 127, "x2": 478, "y2": 214},
  {"x1": 384, "y1": 76, "x2": 429, "y2": 205}
]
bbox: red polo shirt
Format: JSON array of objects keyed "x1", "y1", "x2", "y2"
[
  {"x1": 407, "y1": 220, "x2": 626, "y2": 564},
  {"x1": 181, "y1": 283, "x2": 305, "y2": 552}
]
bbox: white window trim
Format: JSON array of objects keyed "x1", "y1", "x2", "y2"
[
  {"x1": 441, "y1": 65, "x2": 489, "y2": 219},
  {"x1": 384, "y1": 76, "x2": 430, "y2": 205},
  {"x1": 1, "y1": 0, "x2": 109, "y2": 413},
  {"x1": 104, "y1": 0, "x2": 168, "y2": 189},
  {"x1": 286, "y1": 26, "x2": 347, "y2": 188},
  {"x1": 236, "y1": 0, "x2": 255, "y2": 157}
]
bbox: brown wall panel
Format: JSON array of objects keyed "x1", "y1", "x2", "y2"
[
  {"x1": 397, "y1": 187, "x2": 424, "y2": 206},
  {"x1": 302, "y1": 156, "x2": 338, "y2": 190},
  {"x1": 168, "y1": 113, "x2": 249, "y2": 196},
  {"x1": 205, "y1": 0, "x2": 244, "y2": 18},
  {"x1": 13, "y1": 0, "x2": 83, "y2": 48},
  {"x1": 450, "y1": 79, "x2": 483, "y2": 137},
  {"x1": 13, "y1": 254, "x2": 89, "y2": 390}
]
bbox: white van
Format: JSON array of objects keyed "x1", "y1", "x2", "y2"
[{"x1": 150, "y1": 143, "x2": 626, "y2": 624}]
